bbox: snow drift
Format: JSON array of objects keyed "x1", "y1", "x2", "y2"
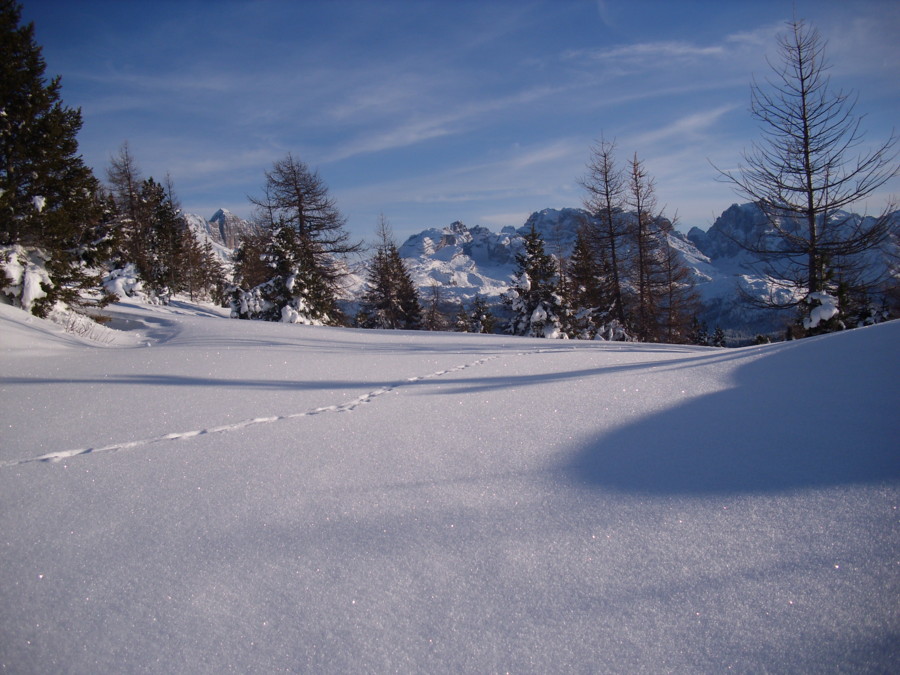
[{"x1": 0, "y1": 301, "x2": 897, "y2": 672}]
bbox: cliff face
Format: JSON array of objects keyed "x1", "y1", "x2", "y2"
[{"x1": 208, "y1": 209, "x2": 250, "y2": 249}]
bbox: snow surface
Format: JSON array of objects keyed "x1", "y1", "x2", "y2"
[{"x1": 1, "y1": 301, "x2": 898, "y2": 672}]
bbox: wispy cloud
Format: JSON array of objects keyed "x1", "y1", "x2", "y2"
[
  {"x1": 628, "y1": 105, "x2": 738, "y2": 147},
  {"x1": 326, "y1": 84, "x2": 569, "y2": 162},
  {"x1": 564, "y1": 41, "x2": 725, "y2": 67}
]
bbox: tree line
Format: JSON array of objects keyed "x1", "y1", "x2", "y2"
[{"x1": 1, "y1": 0, "x2": 895, "y2": 341}]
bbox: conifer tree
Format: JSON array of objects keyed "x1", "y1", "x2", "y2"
[
  {"x1": 627, "y1": 153, "x2": 665, "y2": 341},
  {"x1": 422, "y1": 283, "x2": 447, "y2": 331},
  {"x1": 711, "y1": 326, "x2": 727, "y2": 348},
  {"x1": 357, "y1": 215, "x2": 421, "y2": 329},
  {"x1": 239, "y1": 153, "x2": 360, "y2": 324},
  {"x1": 454, "y1": 301, "x2": 472, "y2": 333},
  {"x1": 0, "y1": 1, "x2": 112, "y2": 315},
  {"x1": 657, "y1": 227, "x2": 700, "y2": 343},
  {"x1": 468, "y1": 294, "x2": 496, "y2": 334},
  {"x1": 688, "y1": 317, "x2": 710, "y2": 346},
  {"x1": 140, "y1": 177, "x2": 184, "y2": 297},
  {"x1": 504, "y1": 225, "x2": 566, "y2": 338},
  {"x1": 716, "y1": 19, "x2": 898, "y2": 335},
  {"x1": 580, "y1": 137, "x2": 629, "y2": 326},
  {"x1": 565, "y1": 226, "x2": 607, "y2": 338},
  {"x1": 231, "y1": 227, "x2": 272, "y2": 290},
  {"x1": 106, "y1": 142, "x2": 144, "y2": 264}
]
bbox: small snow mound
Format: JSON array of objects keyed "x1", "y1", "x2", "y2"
[{"x1": 803, "y1": 291, "x2": 840, "y2": 330}]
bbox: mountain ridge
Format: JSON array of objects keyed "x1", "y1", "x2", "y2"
[{"x1": 180, "y1": 203, "x2": 899, "y2": 338}]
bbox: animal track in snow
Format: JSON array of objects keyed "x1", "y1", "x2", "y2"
[{"x1": 0, "y1": 355, "x2": 501, "y2": 468}]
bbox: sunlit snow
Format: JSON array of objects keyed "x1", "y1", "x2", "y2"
[{"x1": 0, "y1": 300, "x2": 897, "y2": 672}]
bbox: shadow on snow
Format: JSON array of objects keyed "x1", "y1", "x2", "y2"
[{"x1": 560, "y1": 326, "x2": 900, "y2": 495}]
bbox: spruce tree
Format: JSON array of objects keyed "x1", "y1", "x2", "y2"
[
  {"x1": 454, "y1": 300, "x2": 472, "y2": 332},
  {"x1": 357, "y1": 216, "x2": 421, "y2": 329},
  {"x1": 504, "y1": 225, "x2": 566, "y2": 338},
  {"x1": 468, "y1": 294, "x2": 496, "y2": 334},
  {"x1": 0, "y1": 1, "x2": 112, "y2": 315},
  {"x1": 565, "y1": 226, "x2": 607, "y2": 339}
]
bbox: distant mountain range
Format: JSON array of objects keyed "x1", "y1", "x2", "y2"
[{"x1": 183, "y1": 204, "x2": 900, "y2": 338}]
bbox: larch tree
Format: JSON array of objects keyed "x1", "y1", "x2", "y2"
[
  {"x1": 657, "y1": 225, "x2": 701, "y2": 343},
  {"x1": 716, "y1": 19, "x2": 898, "y2": 334},
  {"x1": 235, "y1": 153, "x2": 361, "y2": 324},
  {"x1": 106, "y1": 142, "x2": 143, "y2": 263},
  {"x1": 627, "y1": 152, "x2": 665, "y2": 341},
  {"x1": 580, "y1": 136, "x2": 629, "y2": 327}
]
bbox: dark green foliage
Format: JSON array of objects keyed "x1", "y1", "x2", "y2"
[
  {"x1": 106, "y1": 169, "x2": 226, "y2": 303},
  {"x1": 0, "y1": 1, "x2": 112, "y2": 314},
  {"x1": 232, "y1": 228, "x2": 272, "y2": 290},
  {"x1": 711, "y1": 326, "x2": 727, "y2": 348},
  {"x1": 468, "y1": 294, "x2": 496, "y2": 334},
  {"x1": 504, "y1": 225, "x2": 567, "y2": 338},
  {"x1": 455, "y1": 294, "x2": 496, "y2": 334},
  {"x1": 689, "y1": 317, "x2": 710, "y2": 346},
  {"x1": 357, "y1": 217, "x2": 421, "y2": 330},
  {"x1": 563, "y1": 226, "x2": 608, "y2": 339},
  {"x1": 231, "y1": 229, "x2": 336, "y2": 325}
]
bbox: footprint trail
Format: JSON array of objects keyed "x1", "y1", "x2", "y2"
[{"x1": 0, "y1": 354, "x2": 502, "y2": 468}]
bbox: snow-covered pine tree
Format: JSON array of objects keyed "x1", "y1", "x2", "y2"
[
  {"x1": 504, "y1": 224, "x2": 567, "y2": 338},
  {"x1": 0, "y1": 1, "x2": 114, "y2": 315},
  {"x1": 139, "y1": 177, "x2": 184, "y2": 300},
  {"x1": 454, "y1": 301, "x2": 472, "y2": 332},
  {"x1": 468, "y1": 294, "x2": 496, "y2": 334},
  {"x1": 232, "y1": 225, "x2": 336, "y2": 324}
]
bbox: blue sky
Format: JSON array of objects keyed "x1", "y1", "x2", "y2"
[{"x1": 21, "y1": 0, "x2": 900, "y2": 241}]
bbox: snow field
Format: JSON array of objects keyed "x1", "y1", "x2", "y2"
[{"x1": 1, "y1": 301, "x2": 897, "y2": 672}]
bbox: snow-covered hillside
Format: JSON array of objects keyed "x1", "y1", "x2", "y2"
[{"x1": 1, "y1": 301, "x2": 897, "y2": 672}]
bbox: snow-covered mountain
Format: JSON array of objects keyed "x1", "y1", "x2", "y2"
[
  {"x1": 370, "y1": 204, "x2": 899, "y2": 338},
  {"x1": 182, "y1": 209, "x2": 255, "y2": 264},
  {"x1": 687, "y1": 203, "x2": 900, "y2": 335},
  {"x1": 178, "y1": 204, "x2": 897, "y2": 337}
]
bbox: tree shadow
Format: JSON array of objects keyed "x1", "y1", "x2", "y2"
[{"x1": 561, "y1": 327, "x2": 900, "y2": 495}]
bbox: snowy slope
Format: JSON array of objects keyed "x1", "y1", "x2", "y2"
[{"x1": 1, "y1": 303, "x2": 897, "y2": 672}]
